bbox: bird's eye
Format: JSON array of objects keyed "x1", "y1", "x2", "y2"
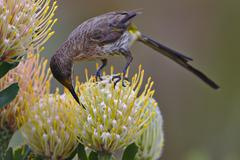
[
  {"x1": 109, "y1": 20, "x2": 119, "y2": 28},
  {"x1": 113, "y1": 20, "x2": 118, "y2": 25}
]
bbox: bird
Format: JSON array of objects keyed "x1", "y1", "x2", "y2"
[{"x1": 50, "y1": 10, "x2": 219, "y2": 109}]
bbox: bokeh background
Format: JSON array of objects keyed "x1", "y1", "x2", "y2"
[{"x1": 42, "y1": 0, "x2": 240, "y2": 160}]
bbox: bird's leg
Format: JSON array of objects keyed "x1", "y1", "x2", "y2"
[
  {"x1": 121, "y1": 49, "x2": 133, "y2": 86},
  {"x1": 112, "y1": 48, "x2": 133, "y2": 87},
  {"x1": 95, "y1": 59, "x2": 107, "y2": 81}
]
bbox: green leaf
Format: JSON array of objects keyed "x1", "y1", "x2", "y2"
[
  {"x1": 66, "y1": 148, "x2": 78, "y2": 160},
  {"x1": 89, "y1": 151, "x2": 98, "y2": 160},
  {"x1": 71, "y1": 155, "x2": 78, "y2": 160},
  {"x1": 19, "y1": 146, "x2": 31, "y2": 160},
  {"x1": 4, "y1": 146, "x2": 31, "y2": 160},
  {"x1": 77, "y1": 143, "x2": 88, "y2": 160},
  {"x1": 8, "y1": 129, "x2": 25, "y2": 151},
  {"x1": 0, "y1": 83, "x2": 19, "y2": 109},
  {"x1": 13, "y1": 148, "x2": 23, "y2": 160},
  {"x1": 122, "y1": 143, "x2": 138, "y2": 160},
  {"x1": 31, "y1": 155, "x2": 45, "y2": 160},
  {"x1": 66, "y1": 143, "x2": 87, "y2": 160},
  {"x1": 5, "y1": 148, "x2": 13, "y2": 160},
  {"x1": 0, "y1": 62, "x2": 19, "y2": 79}
]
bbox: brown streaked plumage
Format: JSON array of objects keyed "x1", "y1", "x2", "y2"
[{"x1": 50, "y1": 10, "x2": 219, "y2": 108}]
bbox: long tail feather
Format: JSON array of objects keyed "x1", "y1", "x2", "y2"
[{"x1": 138, "y1": 34, "x2": 219, "y2": 89}]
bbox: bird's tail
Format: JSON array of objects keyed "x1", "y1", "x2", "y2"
[{"x1": 138, "y1": 34, "x2": 219, "y2": 89}]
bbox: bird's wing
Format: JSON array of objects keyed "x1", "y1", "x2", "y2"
[
  {"x1": 90, "y1": 26, "x2": 124, "y2": 45},
  {"x1": 90, "y1": 11, "x2": 138, "y2": 45}
]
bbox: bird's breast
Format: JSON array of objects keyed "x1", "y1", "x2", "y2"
[{"x1": 102, "y1": 31, "x2": 138, "y2": 56}]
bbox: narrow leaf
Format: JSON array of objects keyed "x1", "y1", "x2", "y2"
[
  {"x1": 5, "y1": 148, "x2": 13, "y2": 160},
  {"x1": 66, "y1": 143, "x2": 87, "y2": 160},
  {"x1": 8, "y1": 129, "x2": 25, "y2": 150},
  {"x1": 122, "y1": 143, "x2": 138, "y2": 160},
  {"x1": 72, "y1": 155, "x2": 78, "y2": 160},
  {"x1": 20, "y1": 146, "x2": 31, "y2": 160},
  {"x1": 13, "y1": 149, "x2": 22, "y2": 160},
  {"x1": 0, "y1": 62, "x2": 19, "y2": 79},
  {"x1": 0, "y1": 83, "x2": 19, "y2": 109},
  {"x1": 66, "y1": 147, "x2": 78, "y2": 160},
  {"x1": 13, "y1": 146, "x2": 28, "y2": 160},
  {"x1": 89, "y1": 151, "x2": 98, "y2": 160},
  {"x1": 77, "y1": 143, "x2": 88, "y2": 160}
]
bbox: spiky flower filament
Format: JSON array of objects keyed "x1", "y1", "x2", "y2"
[
  {"x1": 0, "y1": 0, "x2": 58, "y2": 63},
  {"x1": 73, "y1": 65, "x2": 157, "y2": 153},
  {"x1": 0, "y1": 53, "x2": 51, "y2": 131},
  {"x1": 135, "y1": 99, "x2": 164, "y2": 160},
  {"x1": 17, "y1": 92, "x2": 79, "y2": 160}
]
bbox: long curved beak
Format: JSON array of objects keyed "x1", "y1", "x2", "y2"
[
  {"x1": 58, "y1": 78, "x2": 86, "y2": 110},
  {"x1": 67, "y1": 84, "x2": 85, "y2": 109}
]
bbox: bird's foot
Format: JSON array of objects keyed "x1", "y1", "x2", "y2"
[
  {"x1": 112, "y1": 74, "x2": 129, "y2": 88},
  {"x1": 95, "y1": 72, "x2": 103, "y2": 81}
]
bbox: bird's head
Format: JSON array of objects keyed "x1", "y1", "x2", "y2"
[{"x1": 50, "y1": 54, "x2": 81, "y2": 106}]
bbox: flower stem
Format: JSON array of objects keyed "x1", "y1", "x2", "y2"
[{"x1": 98, "y1": 152, "x2": 112, "y2": 160}]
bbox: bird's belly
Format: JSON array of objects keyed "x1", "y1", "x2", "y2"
[{"x1": 102, "y1": 31, "x2": 138, "y2": 56}]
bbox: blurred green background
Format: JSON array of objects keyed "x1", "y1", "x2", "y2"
[{"x1": 42, "y1": 0, "x2": 240, "y2": 160}]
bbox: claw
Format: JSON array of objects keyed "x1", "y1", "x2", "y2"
[
  {"x1": 122, "y1": 79, "x2": 126, "y2": 87},
  {"x1": 112, "y1": 74, "x2": 121, "y2": 88},
  {"x1": 122, "y1": 77, "x2": 129, "y2": 87},
  {"x1": 95, "y1": 71, "x2": 103, "y2": 81},
  {"x1": 112, "y1": 74, "x2": 129, "y2": 88},
  {"x1": 95, "y1": 67, "x2": 105, "y2": 81}
]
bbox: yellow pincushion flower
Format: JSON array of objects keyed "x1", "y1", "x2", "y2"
[
  {"x1": 0, "y1": 0, "x2": 57, "y2": 63},
  {"x1": 73, "y1": 66, "x2": 157, "y2": 154},
  {"x1": 0, "y1": 53, "x2": 51, "y2": 131},
  {"x1": 135, "y1": 99, "x2": 164, "y2": 160},
  {"x1": 17, "y1": 92, "x2": 79, "y2": 160}
]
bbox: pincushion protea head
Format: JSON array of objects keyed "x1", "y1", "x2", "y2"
[
  {"x1": 72, "y1": 66, "x2": 157, "y2": 154},
  {"x1": 135, "y1": 98, "x2": 164, "y2": 160},
  {"x1": 0, "y1": 53, "x2": 51, "y2": 131},
  {"x1": 16, "y1": 65, "x2": 162, "y2": 159},
  {"x1": 0, "y1": 0, "x2": 57, "y2": 63},
  {"x1": 17, "y1": 92, "x2": 79, "y2": 160}
]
